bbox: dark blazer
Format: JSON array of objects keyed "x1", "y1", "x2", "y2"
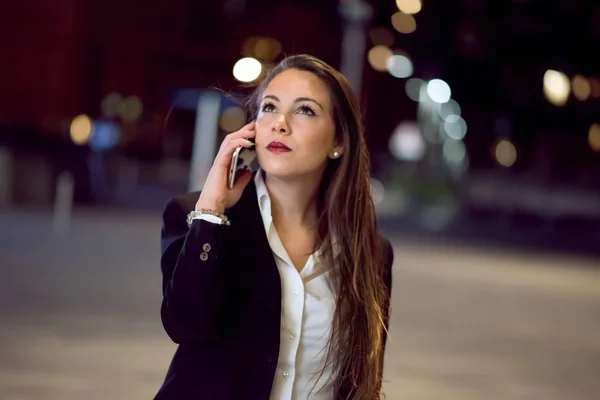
[{"x1": 155, "y1": 176, "x2": 394, "y2": 400}]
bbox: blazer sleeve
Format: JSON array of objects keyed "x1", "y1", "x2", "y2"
[{"x1": 160, "y1": 196, "x2": 233, "y2": 345}]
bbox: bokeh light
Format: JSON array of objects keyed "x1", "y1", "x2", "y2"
[
  {"x1": 233, "y1": 57, "x2": 262, "y2": 82},
  {"x1": 386, "y1": 53, "x2": 413, "y2": 78},
  {"x1": 391, "y1": 12, "x2": 417, "y2": 34},
  {"x1": 543, "y1": 69, "x2": 570, "y2": 106},
  {"x1": 370, "y1": 178, "x2": 385, "y2": 205},
  {"x1": 439, "y1": 99, "x2": 461, "y2": 120},
  {"x1": 396, "y1": 0, "x2": 422, "y2": 15},
  {"x1": 572, "y1": 75, "x2": 591, "y2": 101},
  {"x1": 405, "y1": 78, "x2": 424, "y2": 101},
  {"x1": 70, "y1": 114, "x2": 93, "y2": 145},
  {"x1": 494, "y1": 139, "x2": 517, "y2": 167},
  {"x1": 443, "y1": 139, "x2": 467, "y2": 164},
  {"x1": 368, "y1": 45, "x2": 393, "y2": 72},
  {"x1": 242, "y1": 37, "x2": 282, "y2": 61},
  {"x1": 101, "y1": 92, "x2": 122, "y2": 118},
  {"x1": 443, "y1": 115, "x2": 467, "y2": 140},
  {"x1": 219, "y1": 106, "x2": 246, "y2": 132},
  {"x1": 242, "y1": 36, "x2": 261, "y2": 57},
  {"x1": 118, "y1": 96, "x2": 143, "y2": 122},
  {"x1": 427, "y1": 79, "x2": 452, "y2": 103},
  {"x1": 389, "y1": 121, "x2": 426, "y2": 161},
  {"x1": 254, "y1": 38, "x2": 282, "y2": 61},
  {"x1": 588, "y1": 123, "x2": 600, "y2": 152},
  {"x1": 589, "y1": 77, "x2": 600, "y2": 98},
  {"x1": 369, "y1": 27, "x2": 394, "y2": 47}
]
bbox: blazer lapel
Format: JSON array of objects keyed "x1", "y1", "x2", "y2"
[{"x1": 227, "y1": 176, "x2": 282, "y2": 324}]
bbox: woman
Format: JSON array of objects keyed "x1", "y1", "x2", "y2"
[{"x1": 156, "y1": 54, "x2": 394, "y2": 400}]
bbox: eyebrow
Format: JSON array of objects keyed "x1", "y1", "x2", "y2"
[{"x1": 263, "y1": 94, "x2": 324, "y2": 110}]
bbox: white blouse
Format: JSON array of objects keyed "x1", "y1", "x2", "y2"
[{"x1": 255, "y1": 171, "x2": 336, "y2": 400}]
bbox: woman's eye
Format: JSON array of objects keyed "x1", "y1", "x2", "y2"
[
  {"x1": 298, "y1": 105, "x2": 316, "y2": 116},
  {"x1": 262, "y1": 103, "x2": 276, "y2": 112}
]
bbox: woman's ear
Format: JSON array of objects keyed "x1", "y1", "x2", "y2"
[{"x1": 333, "y1": 141, "x2": 344, "y2": 156}]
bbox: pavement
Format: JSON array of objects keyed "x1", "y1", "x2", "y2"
[{"x1": 1, "y1": 208, "x2": 599, "y2": 399}]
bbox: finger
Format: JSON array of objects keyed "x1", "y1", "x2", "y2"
[
  {"x1": 218, "y1": 133, "x2": 254, "y2": 153},
  {"x1": 227, "y1": 129, "x2": 256, "y2": 143},
  {"x1": 214, "y1": 138, "x2": 256, "y2": 167},
  {"x1": 226, "y1": 121, "x2": 256, "y2": 141},
  {"x1": 223, "y1": 137, "x2": 255, "y2": 154}
]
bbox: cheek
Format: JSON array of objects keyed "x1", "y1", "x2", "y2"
[
  {"x1": 255, "y1": 113, "x2": 275, "y2": 131},
  {"x1": 300, "y1": 130, "x2": 336, "y2": 158},
  {"x1": 254, "y1": 124, "x2": 270, "y2": 146}
]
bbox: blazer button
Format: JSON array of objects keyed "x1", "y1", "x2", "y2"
[
  {"x1": 202, "y1": 243, "x2": 211, "y2": 252},
  {"x1": 200, "y1": 252, "x2": 209, "y2": 261}
]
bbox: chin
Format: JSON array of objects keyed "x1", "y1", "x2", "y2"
[
  {"x1": 257, "y1": 150, "x2": 327, "y2": 179},
  {"x1": 260, "y1": 161, "x2": 326, "y2": 183},
  {"x1": 259, "y1": 159, "x2": 299, "y2": 178}
]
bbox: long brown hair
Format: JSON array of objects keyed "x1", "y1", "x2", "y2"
[{"x1": 245, "y1": 55, "x2": 389, "y2": 399}]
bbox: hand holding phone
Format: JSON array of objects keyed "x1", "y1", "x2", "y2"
[
  {"x1": 195, "y1": 122, "x2": 256, "y2": 213},
  {"x1": 228, "y1": 139, "x2": 256, "y2": 190}
]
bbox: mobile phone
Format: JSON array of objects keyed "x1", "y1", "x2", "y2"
[{"x1": 228, "y1": 140, "x2": 256, "y2": 189}]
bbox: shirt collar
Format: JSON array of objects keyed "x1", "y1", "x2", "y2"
[
  {"x1": 254, "y1": 169, "x2": 272, "y2": 228},
  {"x1": 254, "y1": 168, "x2": 340, "y2": 258}
]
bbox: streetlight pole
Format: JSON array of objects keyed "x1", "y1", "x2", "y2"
[
  {"x1": 338, "y1": 0, "x2": 373, "y2": 98},
  {"x1": 189, "y1": 91, "x2": 222, "y2": 192}
]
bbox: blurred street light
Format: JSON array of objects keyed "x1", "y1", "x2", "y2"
[
  {"x1": 70, "y1": 114, "x2": 93, "y2": 145},
  {"x1": 370, "y1": 178, "x2": 385, "y2": 205},
  {"x1": 368, "y1": 45, "x2": 393, "y2": 72},
  {"x1": 543, "y1": 69, "x2": 570, "y2": 106},
  {"x1": 391, "y1": 12, "x2": 417, "y2": 34},
  {"x1": 589, "y1": 77, "x2": 600, "y2": 98},
  {"x1": 233, "y1": 57, "x2": 262, "y2": 82},
  {"x1": 405, "y1": 78, "x2": 424, "y2": 101},
  {"x1": 387, "y1": 53, "x2": 413, "y2": 78},
  {"x1": 439, "y1": 99, "x2": 461, "y2": 120},
  {"x1": 494, "y1": 139, "x2": 517, "y2": 167},
  {"x1": 427, "y1": 79, "x2": 452, "y2": 103},
  {"x1": 219, "y1": 106, "x2": 246, "y2": 132},
  {"x1": 572, "y1": 75, "x2": 591, "y2": 101},
  {"x1": 389, "y1": 121, "x2": 426, "y2": 161},
  {"x1": 588, "y1": 123, "x2": 600, "y2": 152},
  {"x1": 443, "y1": 115, "x2": 467, "y2": 140},
  {"x1": 118, "y1": 96, "x2": 143, "y2": 122},
  {"x1": 396, "y1": 0, "x2": 422, "y2": 15},
  {"x1": 254, "y1": 38, "x2": 282, "y2": 61},
  {"x1": 443, "y1": 138, "x2": 467, "y2": 164},
  {"x1": 368, "y1": 26, "x2": 394, "y2": 47},
  {"x1": 101, "y1": 92, "x2": 122, "y2": 118}
]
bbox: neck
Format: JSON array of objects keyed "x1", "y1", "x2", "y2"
[{"x1": 263, "y1": 170, "x2": 322, "y2": 229}]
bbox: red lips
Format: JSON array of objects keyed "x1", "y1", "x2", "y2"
[{"x1": 266, "y1": 141, "x2": 291, "y2": 152}]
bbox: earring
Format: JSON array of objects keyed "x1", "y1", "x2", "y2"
[{"x1": 332, "y1": 151, "x2": 341, "y2": 159}]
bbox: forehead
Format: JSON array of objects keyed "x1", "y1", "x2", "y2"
[{"x1": 264, "y1": 69, "x2": 331, "y2": 104}]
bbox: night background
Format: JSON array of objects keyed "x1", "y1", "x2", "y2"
[{"x1": 0, "y1": 0, "x2": 599, "y2": 399}]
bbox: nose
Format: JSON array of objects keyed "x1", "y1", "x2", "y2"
[{"x1": 272, "y1": 115, "x2": 289, "y2": 134}]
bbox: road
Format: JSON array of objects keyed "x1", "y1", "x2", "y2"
[{"x1": 1, "y1": 209, "x2": 599, "y2": 399}]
